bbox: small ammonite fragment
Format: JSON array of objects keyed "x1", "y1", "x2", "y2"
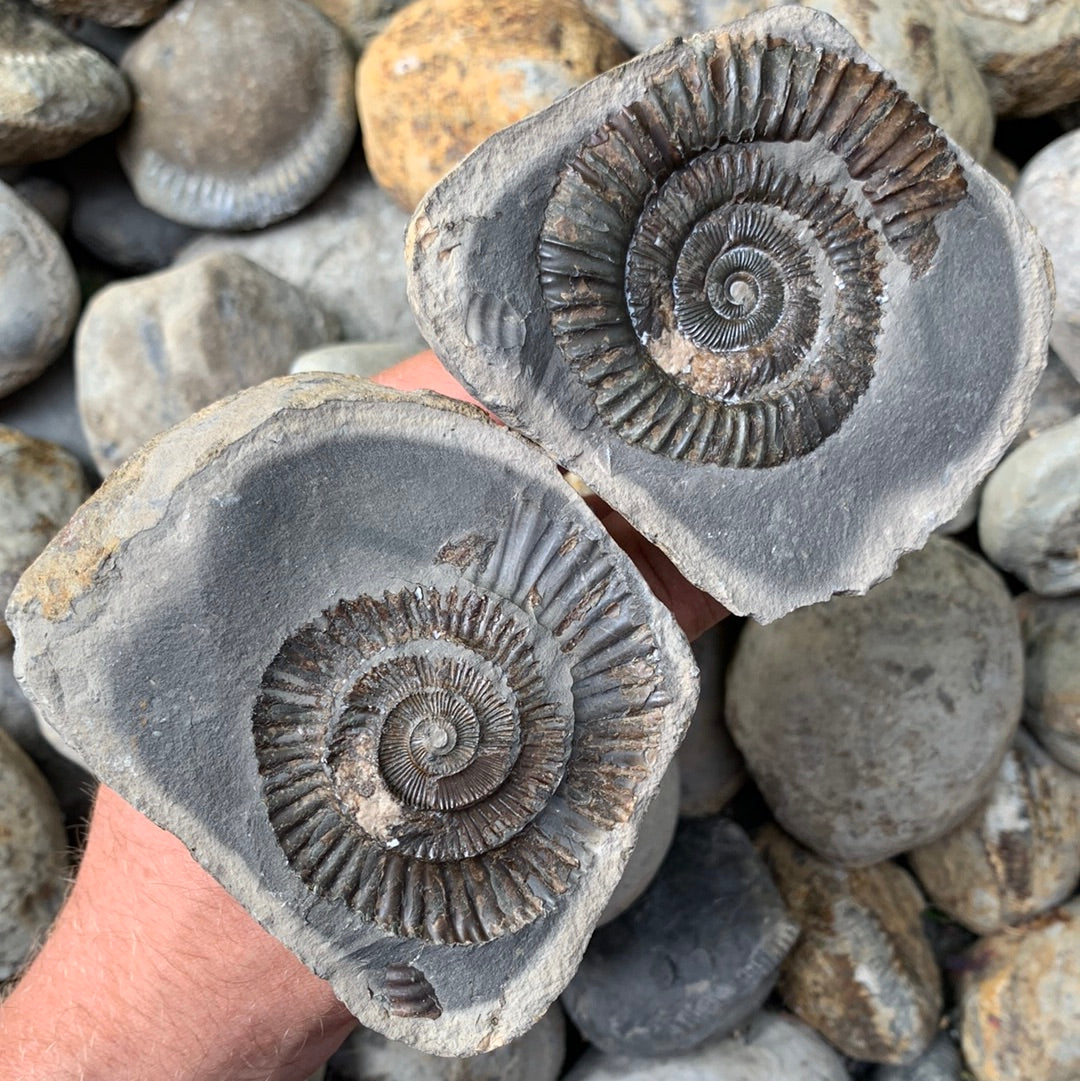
[
  {"x1": 6, "y1": 374, "x2": 697, "y2": 1056},
  {"x1": 407, "y1": 6, "x2": 1052, "y2": 620}
]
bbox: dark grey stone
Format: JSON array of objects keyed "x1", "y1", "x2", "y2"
[
  {"x1": 561, "y1": 815, "x2": 798, "y2": 1056},
  {"x1": 406, "y1": 8, "x2": 1051, "y2": 621},
  {"x1": 871, "y1": 1032, "x2": 963, "y2": 1081}
]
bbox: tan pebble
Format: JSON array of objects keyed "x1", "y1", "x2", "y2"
[{"x1": 358, "y1": 0, "x2": 629, "y2": 211}]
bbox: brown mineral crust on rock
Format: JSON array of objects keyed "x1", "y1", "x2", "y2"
[
  {"x1": 758, "y1": 826, "x2": 942, "y2": 1066},
  {"x1": 358, "y1": 0, "x2": 629, "y2": 211},
  {"x1": 29, "y1": 0, "x2": 173, "y2": 26},
  {"x1": 958, "y1": 898, "x2": 1080, "y2": 1081},
  {"x1": 908, "y1": 728, "x2": 1080, "y2": 935}
]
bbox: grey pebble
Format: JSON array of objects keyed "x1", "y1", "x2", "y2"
[
  {"x1": 11, "y1": 176, "x2": 70, "y2": 236},
  {"x1": 871, "y1": 1032, "x2": 963, "y2": 1081},
  {"x1": 75, "y1": 252, "x2": 341, "y2": 475},
  {"x1": 29, "y1": 0, "x2": 174, "y2": 26},
  {"x1": 290, "y1": 340, "x2": 417, "y2": 379},
  {"x1": 306, "y1": 0, "x2": 413, "y2": 51},
  {"x1": 727, "y1": 537, "x2": 1023, "y2": 865},
  {"x1": 1012, "y1": 348, "x2": 1080, "y2": 449},
  {"x1": 562, "y1": 815, "x2": 798, "y2": 1056}
]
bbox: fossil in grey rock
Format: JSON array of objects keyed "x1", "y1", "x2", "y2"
[
  {"x1": 6, "y1": 374, "x2": 697, "y2": 1055},
  {"x1": 407, "y1": 7, "x2": 1052, "y2": 620}
]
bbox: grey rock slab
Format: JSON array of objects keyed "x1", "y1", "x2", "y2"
[
  {"x1": 178, "y1": 162, "x2": 421, "y2": 345},
  {"x1": 908, "y1": 727, "x2": 1080, "y2": 935},
  {"x1": 979, "y1": 414, "x2": 1080, "y2": 595},
  {"x1": 330, "y1": 1004, "x2": 565, "y2": 1081},
  {"x1": 562, "y1": 815, "x2": 798, "y2": 1056},
  {"x1": 0, "y1": 727, "x2": 67, "y2": 987},
  {"x1": 118, "y1": 0, "x2": 356, "y2": 229},
  {"x1": 726, "y1": 537, "x2": 1023, "y2": 865},
  {"x1": 6, "y1": 374, "x2": 698, "y2": 1055},
  {"x1": 0, "y1": 182, "x2": 80, "y2": 400},
  {"x1": 1017, "y1": 592, "x2": 1080, "y2": 772},
  {"x1": 406, "y1": 9, "x2": 1051, "y2": 621},
  {"x1": 75, "y1": 251, "x2": 341, "y2": 475},
  {"x1": 871, "y1": 1032, "x2": 963, "y2": 1081},
  {"x1": 563, "y1": 1010, "x2": 850, "y2": 1081}
]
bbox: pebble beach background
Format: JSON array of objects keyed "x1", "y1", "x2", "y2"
[{"x1": 3, "y1": 0, "x2": 1080, "y2": 1079}]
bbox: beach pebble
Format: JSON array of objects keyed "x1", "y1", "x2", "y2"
[
  {"x1": 29, "y1": 0, "x2": 172, "y2": 24},
  {"x1": 563, "y1": 1010, "x2": 850, "y2": 1081},
  {"x1": 984, "y1": 148, "x2": 1020, "y2": 190},
  {"x1": 1017, "y1": 592, "x2": 1080, "y2": 772},
  {"x1": 1012, "y1": 349, "x2": 1080, "y2": 448},
  {"x1": 908, "y1": 728, "x2": 1080, "y2": 934},
  {"x1": 75, "y1": 252, "x2": 341, "y2": 475},
  {"x1": 950, "y1": 0, "x2": 1080, "y2": 117},
  {"x1": 677, "y1": 625, "x2": 744, "y2": 818},
  {"x1": 11, "y1": 176, "x2": 70, "y2": 236},
  {"x1": 306, "y1": 0, "x2": 412, "y2": 51},
  {"x1": 598, "y1": 759, "x2": 680, "y2": 925},
  {"x1": 727, "y1": 537, "x2": 1022, "y2": 865},
  {"x1": 0, "y1": 727, "x2": 68, "y2": 987},
  {"x1": 579, "y1": 0, "x2": 993, "y2": 160},
  {"x1": 0, "y1": 183, "x2": 80, "y2": 400},
  {"x1": 958, "y1": 898, "x2": 1080, "y2": 1081},
  {"x1": 758, "y1": 825, "x2": 942, "y2": 1065},
  {"x1": 979, "y1": 415, "x2": 1080, "y2": 595},
  {"x1": 871, "y1": 1032, "x2": 964, "y2": 1081},
  {"x1": 358, "y1": 0, "x2": 629, "y2": 210},
  {"x1": 0, "y1": 3, "x2": 131, "y2": 167},
  {"x1": 119, "y1": 0, "x2": 356, "y2": 229},
  {"x1": 0, "y1": 426, "x2": 89, "y2": 648},
  {"x1": 178, "y1": 163, "x2": 419, "y2": 344},
  {"x1": 562, "y1": 816, "x2": 798, "y2": 1056},
  {"x1": 1016, "y1": 130, "x2": 1080, "y2": 375},
  {"x1": 935, "y1": 486, "x2": 980, "y2": 536},
  {"x1": 289, "y1": 340, "x2": 415, "y2": 378},
  {"x1": 0, "y1": 645, "x2": 37, "y2": 753},
  {"x1": 329, "y1": 1005, "x2": 565, "y2": 1081}
]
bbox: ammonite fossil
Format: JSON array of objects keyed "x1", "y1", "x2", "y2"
[
  {"x1": 6, "y1": 374, "x2": 697, "y2": 1054},
  {"x1": 407, "y1": 7, "x2": 1053, "y2": 620}
]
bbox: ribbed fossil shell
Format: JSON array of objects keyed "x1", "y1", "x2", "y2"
[
  {"x1": 6, "y1": 374, "x2": 697, "y2": 1055},
  {"x1": 407, "y1": 7, "x2": 1052, "y2": 620}
]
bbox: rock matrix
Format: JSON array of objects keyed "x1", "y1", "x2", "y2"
[
  {"x1": 0, "y1": 183, "x2": 80, "y2": 399},
  {"x1": 727, "y1": 537, "x2": 1023, "y2": 864},
  {"x1": 119, "y1": 0, "x2": 356, "y2": 229},
  {"x1": 562, "y1": 816, "x2": 798, "y2": 1056},
  {"x1": 75, "y1": 252, "x2": 341, "y2": 475},
  {"x1": 909, "y1": 728, "x2": 1080, "y2": 934},
  {"x1": 359, "y1": 0, "x2": 629, "y2": 210},
  {"x1": 758, "y1": 826, "x2": 942, "y2": 1065}
]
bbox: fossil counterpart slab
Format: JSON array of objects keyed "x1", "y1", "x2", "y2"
[
  {"x1": 6, "y1": 374, "x2": 697, "y2": 1055},
  {"x1": 406, "y1": 7, "x2": 1053, "y2": 620}
]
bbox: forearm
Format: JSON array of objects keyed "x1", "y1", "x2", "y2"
[{"x1": 0, "y1": 785, "x2": 356, "y2": 1081}]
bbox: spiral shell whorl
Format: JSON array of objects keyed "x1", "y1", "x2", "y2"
[{"x1": 538, "y1": 33, "x2": 967, "y2": 468}]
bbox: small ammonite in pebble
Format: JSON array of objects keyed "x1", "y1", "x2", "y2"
[
  {"x1": 118, "y1": 0, "x2": 356, "y2": 229},
  {"x1": 6, "y1": 375, "x2": 697, "y2": 1055},
  {"x1": 0, "y1": 3, "x2": 131, "y2": 166},
  {"x1": 407, "y1": 7, "x2": 1051, "y2": 620}
]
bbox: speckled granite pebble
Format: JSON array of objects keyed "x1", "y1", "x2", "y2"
[
  {"x1": 563, "y1": 1010, "x2": 850, "y2": 1081},
  {"x1": 909, "y1": 728, "x2": 1080, "y2": 934},
  {"x1": 959, "y1": 898, "x2": 1080, "y2": 1081},
  {"x1": 0, "y1": 183, "x2": 80, "y2": 399},
  {"x1": 0, "y1": 727, "x2": 67, "y2": 987},
  {"x1": 979, "y1": 414, "x2": 1080, "y2": 595},
  {"x1": 871, "y1": 1031, "x2": 963, "y2": 1081},
  {"x1": 75, "y1": 252, "x2": 341, "y2": 475},
  {"x1": 1017, "y1": 592, "x2": 1080, "y2": 772},
  {"x1": 563, "y1": 816, "x2": 798, "y2": 1056},
  {"x1": 727, "y1": 538, "x2": 1022, "y2": 865}
]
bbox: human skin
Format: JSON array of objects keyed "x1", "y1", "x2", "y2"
[{"x1": 0, "y1": 352, "x2": 726, "y2": 1081}]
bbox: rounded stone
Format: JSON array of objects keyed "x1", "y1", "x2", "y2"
[
  {"x1": 1017, "y1": 592, "x2": 1080, "y2": 772},
  {"x1": 758, "y1": 825, "x2": 942, "y2": 1065},
  {"x1": 950, "y1": 0, "x2": 1080, "y2": 117},
  {"x1": 0, "y1": 3, "x2": 131, "y2": 167},
  {"x1": 1016, "y1": 130, "x2": 1080, "y2": 375},
  {"x1": 306, "y1": 0, "x2": 412, "y2": 51},
  {"x1": 29, "y1": 0, "x2": 173, "y2": 25},
  {"x1": 958, "y1": 897, "x2": 1080, "y2": 1081},
  {"x1": 0, "y1": 426, "x2": 89, "y2": 648},
  {"x1": 75, "y1": 252, "x2": 341, "y2": 475},
  {"x1": 0, "y1": 726, "x2": 67, "y2": 987},
  {"x1": 358, "y1": 0, "x2": 629, "y2": 211},
  {"x1": 118, "y1": 0, "x2": 356, "y2": 229},
  {"x1": 562, "y1": 815, "x2": 798, "y2": 1056},
  {"x1": 330, "y1": 1004, "x2": 565, "y2": 1081},
  {"x1": 979, "y1": 414, "x2": 1080, "y2": 594},
  {"x1": 1012, "y1": 349, "x2": 1080, "y2": 449},
  {"x1": 908, "y1": 728, "x2": 1080, "y2": 934},
  {"x1": 0, "y1": 182, "x2": 80, "y2": 400},
  {"x1": 11, "y1": 176, "x2": 70, "y2": 236},
  {"x1": 0, "y1": 644, "x2": 37, "y2": 752},
  {"x1": 727, "y1": 537, "x2": 1023, "y2": 864},
  {"x1": 563, "y1": 1010, "x2": 850, "y2": 1081},
  {"x1": 290, "y1": 340, "x2": 417, "y2": 379},
  {"x1": 871, "y1": 1032, "x2": 964, "y2": 1081}
]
